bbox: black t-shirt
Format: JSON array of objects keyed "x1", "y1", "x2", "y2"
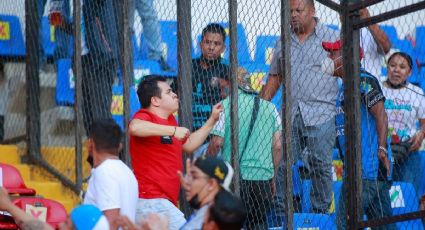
[{"x1": 191, "y1": 58, "x2": 229, "y2": 131}]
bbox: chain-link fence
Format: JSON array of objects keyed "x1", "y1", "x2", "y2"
[{"x1": 1, "y1": 0, "x2": 425, "y2": 229}]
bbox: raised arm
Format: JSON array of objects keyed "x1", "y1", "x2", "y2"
[
  {"x1": 360, "y1": 8, "x2": 391, "y2": 54},
  {"x1": 129, "y1": 119, "x2": 189, "y2": 140},
  {"x1": 183, "y1": 103, "x2": 223, "y2": 153}
]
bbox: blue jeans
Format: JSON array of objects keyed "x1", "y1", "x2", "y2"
[
  {"x1": 136, "y1": 198, "x2": 186, "y2": 230},
  {"x1": 133, "y1": 0, "x2": 163, "y2": 60},
  {"x1": 337, "y1": 180, "x2": 396, "y2": 230},
  {"x1": 272, "y1": 111, "x2": 335, "y2": 225}
]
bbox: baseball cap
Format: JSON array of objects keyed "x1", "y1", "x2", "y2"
[
  {"x1": 70, "y1": 204, "x2": 110, "y2": 230},
  {"x1": 194, "y1": 156, "x2": 234, "y2": 191},
  {"x1": 322, "y1": 39, "x2": 364, "y2": 60}
]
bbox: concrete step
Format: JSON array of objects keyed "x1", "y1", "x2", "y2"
[
  {"x1": 0, "y1": 145, "x2": 20, "y2": 164},
  {"x1": 56, "y1": 198, "x2": 77, "y2": 213},
  {"x1": 26, "y1": 181, "x2": 64, "y2": 201}
]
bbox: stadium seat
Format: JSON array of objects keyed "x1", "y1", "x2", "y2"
[
  {"x1": 415, "y1": 26, "x2": 425, "y2": 70},
  {"x1": 0, "y1": 14, "x2": 25, "y2": 57},
  {"x1": 195, "y1": 22, "x2": 252, "y2": 65},
  {"x1": 390, "y1": 181, "x2": 424, "y2": 230},
  {"x1": 416, "y1": 26, "x2": 425, "y2": 54},
  {"x1": 56, "y1": 59, "x2": 74, "y2": 106},
  {"x1": 41, "y1": 17, "x2": 55, "y2": 58},
  {"x1": 111, "y1": 85, "x2": 140, "y2": 130},
  {"x1": 0, "y1": 213, "x2": 17, "y2": 230},
  {"x1": 0, "y1": 163, "x2": 36, "y2": 196},
  {"x1": 301, "y1": 180, "x2": 342, "y2": 215},
  {"x1": 380, "y1": 25, "x2": 399, "y2": 45},
  {"x1": 139, "y1": 20, "x2": 194, "y2": 71},
  {"x1": 293, "y1": 213, "x2": 336, "y2": 229},
  {"x1": 326, "y1": 24, "x2": 340, "y2": 31},
  {"x1": 254, "y1": 35, "x2": 279, "y2": 66},
  {"x1": 56, "y1": 58, "x2": 172, "y2": 106},
  {"x1": 13, "y1": 197, "x2": 68, "y2": 229}
]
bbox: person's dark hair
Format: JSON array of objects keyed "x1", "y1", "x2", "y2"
[
  {"x1": 208, "y1": 190, "x2": 246, "y2": 230},
  {"x1": 201, "y1": 23, "x2": 226, "y2": 43},
  {"x1": 89, "y1": 118, "x2": 122, "y2": 156},
  {"x1": 137, "y1": 75, "x2": 168, "y2": 108},
  {"x1": 388, "y1": 52, "x2": 413, "y2": 70}
]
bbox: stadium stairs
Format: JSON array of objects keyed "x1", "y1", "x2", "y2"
[{"x1": 0, "y1": 144, "x2": 91, "y2": 213}]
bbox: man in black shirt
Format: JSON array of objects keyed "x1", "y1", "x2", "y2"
[{"x1": 192, "y1": 24, "x2": 230, "y2": 132}]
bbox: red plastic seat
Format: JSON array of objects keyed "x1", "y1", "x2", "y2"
[
  {"x1": 13, "y1": 197, "x2": 68, "y2": 229},
  {"x1": 0, "y1": 163, "x2": 36, "y2": 196},
  {"x1": 0, "y1": 212, "x2": 17, "y2": 230}
]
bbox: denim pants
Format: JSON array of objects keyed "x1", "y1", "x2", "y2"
[
  {"x1": 81, "y1": 55, "x2": 115, "y2": 135},
  {"x1": 273, "y1": 111, "x2": 335, "y2": 223},
  {"x1": 240, "y1": 179, "x2": 273, "y2": 230},
  {"x1": 136, "y1": 198, "x2": 186, "y2": 230},
  {"x1": 133, "y1": 0, "x2": 163, "y2": 60},
  {"x1": 336, "y1": 180, "x2": 396, "y2": 230}
]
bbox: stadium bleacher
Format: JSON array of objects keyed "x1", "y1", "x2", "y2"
[{"x1": 0, "y1": 14, "x2": 25, "y2": 58}]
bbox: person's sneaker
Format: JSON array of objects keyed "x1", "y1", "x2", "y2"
[{"x1": 158, "y1": 57, "x2": 174, "y2": 72}]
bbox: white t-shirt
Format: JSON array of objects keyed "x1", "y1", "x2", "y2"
[
  {"x1": 84, "y1": 159, "x2": 139, "y2": 222},
  {"x1": 382, "y1": 82, "x2": 425, "y2": 139},
  {"x1": 360, "y1": 27, "x2": 384, "y2": 78}
]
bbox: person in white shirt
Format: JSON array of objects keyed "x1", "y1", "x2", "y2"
[
  {"x1": 84, "y1": 118, "x2": 139, "y2": 230},
  {"x1": 359, "y1": 8, "x2": 392, "y2": 78},
  {"x1": 381, "y1": 52, "x2": 425, "y2": 195}
]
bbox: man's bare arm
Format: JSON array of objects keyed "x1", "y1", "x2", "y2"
[{"x1": 260, "y1": 74, "x2": 281, "y2": 101}]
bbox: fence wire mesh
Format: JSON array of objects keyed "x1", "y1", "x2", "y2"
[{"x1": 0, "y1": 0, "x2": 424, "y2": 229}]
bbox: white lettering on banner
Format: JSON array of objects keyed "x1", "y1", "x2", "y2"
[
  {"x1": 390, "y1": 185, "x2": 405, "y2": 208},
  {"x1": 68, "y1": 68, "x2": 75, "y2": 89}
]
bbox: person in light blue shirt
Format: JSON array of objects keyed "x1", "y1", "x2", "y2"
[{"x1": 321, "y1": 39, "x2": 396, "y2": 230}]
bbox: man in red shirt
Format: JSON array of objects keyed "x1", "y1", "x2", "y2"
[{"x1": 129, "y1": 75, "x2": 222, "y2": 229}]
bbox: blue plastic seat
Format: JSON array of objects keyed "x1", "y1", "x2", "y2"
[
  {"x1": 56, "y1": 59, "x2": 74, "y2": 105},
  {"x1": 0, "y1": 14, "x2": 25, "y2": 57},
  {"x1": 139, "y1": 20, "x2": 194, "y2": 71},
  {"x1": 326, "y1": 24, "x2": 340, "y2": 31},
  {"x1": 254, "y1": 35, "x2": 279, "y2": 66},
  {"x1": 380, "y1": 25, "x2": 399, "y2": 45},
  {"x1": 415, "y1": 26, "x2": 425, "y2": 68},
  {"x1": 293, "y1": 213, "x2": 336, "y2": 229},
  {"x1": 111, "y1": 85, "x2": 140, "y2": 130},
  {"x1": 41, "y1": 17, "x2": 56, "y2": 57},
  {"x1": 301, "y1": 180, "x2": 342, "y2": 215},
  {"x1": 390, "y1": 181, "x2": 424, "y2": 230}
]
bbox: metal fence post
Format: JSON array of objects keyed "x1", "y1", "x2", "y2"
[
  {"x1": 121, "y1": 0, "x2": 132, "y2": 166},
  {"x1": 73, "y1": 0, "x2": 83, "y2": 193},
  {"x1": 177, "y1": 0, "x2": 193, "y2": 215},
  {"x1": 280, "y1": 0, "x2": 293, "y2": 229},
  {"x1": 25, "y1": 0, "x2": 41, "y2": 160},
  {"x1": 341, "y1": 0, "x2": 362, "y2": 229},
  {"x1": 228, "y1": 0, "x2": 240, "y2": 195}
]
